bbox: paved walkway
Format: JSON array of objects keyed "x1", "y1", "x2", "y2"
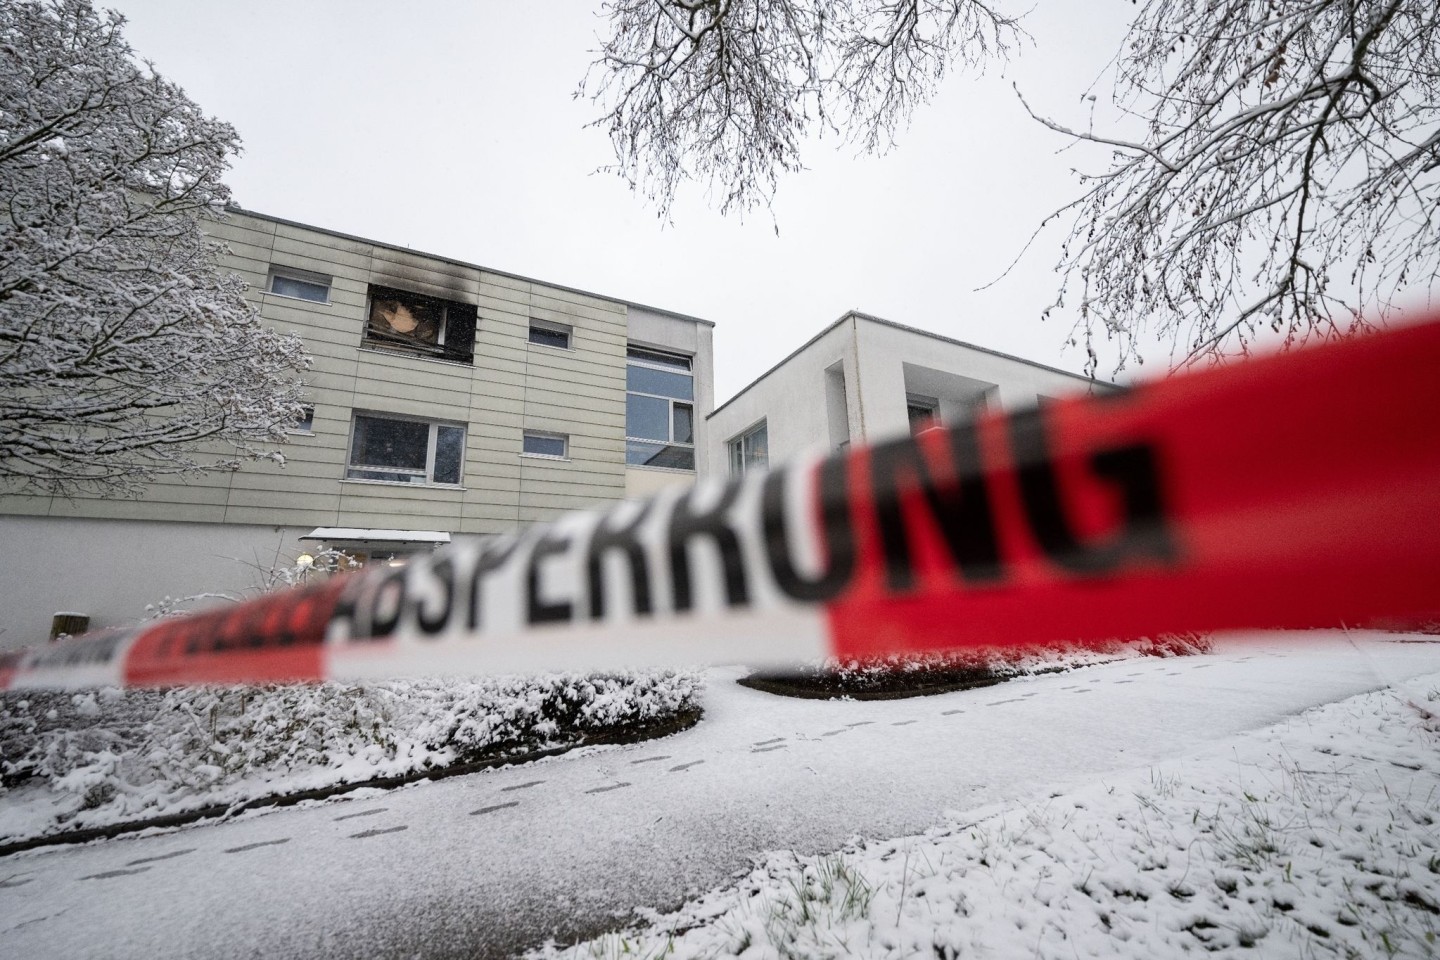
[{"x1": 3, "y1": 632, "x2": 1438, "y2": 959}]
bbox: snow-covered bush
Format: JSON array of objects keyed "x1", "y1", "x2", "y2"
[{"x1": 0, "y1": 670, "x2": 702, "y2": 842}]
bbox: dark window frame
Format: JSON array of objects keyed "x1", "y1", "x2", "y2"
[
  {"x1": 267, "y1": 265, "x2": 332, "y2": 304},
  {"x1": 521, "y1": 430, "x2": 569, "y2": 460},
  {"x1": 527, "y1": 320, "x2": 573, "y2": 350},
  {"x1": 363, "y1": 284, "x2": 477, "y2": 365},
  {"x1": 345, "y1": 411, "x2": 466, "y2": 487},
  {"x1": 625, "y1": 346, "x2": 696, "y2": 471},
  {"x1": 728, "y1": 419, "x2": 769, "y2": 476}
]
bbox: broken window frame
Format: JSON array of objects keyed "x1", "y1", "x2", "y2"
[{"x1": 362, "y1": 284, "x2": 477, "y2": 364}]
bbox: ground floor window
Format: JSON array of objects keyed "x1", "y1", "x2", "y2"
[
  {"x1": 346, "y1": 413, "x2": 465, "y2": 485},
  {"x1": 727, "y1": 420, "x2": 768, "y2": 476}
]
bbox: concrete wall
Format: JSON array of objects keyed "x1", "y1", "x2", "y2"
[
  {"x1": 852, "y1": 318, "x2": 1104, "y2": 444},
  {"x1": 0, "y1": 516, "x2": 316, "y2": 647},
  {"x1": 706, "y1": 317, "x2": 862, "y2": 475},
  {"x1": 705, "y1": 313, "x2": 1112, "y2": 474}
]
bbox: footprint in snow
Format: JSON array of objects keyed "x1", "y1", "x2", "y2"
[
  {"x1": 81, "y1": 867, "x2": 150, "y2": 881},
  {"x1": 126, "y1": 848, "x2": 195, "y2": 866},
  {"x1": 224, "y1": 838, "x2": 289, "y2": 854},
  {"x1": 333, "y1": 808, "x2": 387, "y2": 822}
]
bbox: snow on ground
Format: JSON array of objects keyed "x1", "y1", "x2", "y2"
[
  {"x1": 536, "y1": 666, "x2": 1440, "y2": 959},
  {"x1": 0, "y1": 670, "x2": 701, "y2": 844},
  {"x1": 1, "y1": 632, "x2": 1438, "y2": 960},
  {"x1": 0, "y1": 640, "x2": 1191, "y2": 846}
]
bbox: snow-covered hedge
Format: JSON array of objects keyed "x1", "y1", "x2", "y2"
[{"x1": 0, "y1": 670, "x2": 701, "y2": 844}]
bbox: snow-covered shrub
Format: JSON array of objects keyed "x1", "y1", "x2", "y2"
[{"x1": 0, "y1": 670, "x2": 701, "y2": 842}]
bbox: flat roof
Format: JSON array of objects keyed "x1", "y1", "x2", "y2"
[
  {"x1": 708, "y1": 310, "x2": 1117, "y2": 420},
  {"x1": 228, "y1": 205, "x2": 715, "y2": 328}
]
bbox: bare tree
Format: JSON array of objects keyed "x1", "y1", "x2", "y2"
[
  {"x1": 1034, "y1": 0, "x2": 1440, "y2": 373},
  {"x1": 581, "y1": 0, "x2": 1021, "y2": 217},
  {"x1": 0, "y1": 0, "x2": 309, "y2": 497},
  {"x1": 586, "y1": 1, "x2": 1439, "y2": 370}
]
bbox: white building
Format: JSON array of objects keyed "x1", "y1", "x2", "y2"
[
  {"x1": 0, "y1": 208, "x2": 713, "y2": 646},
  {"x1": 708, "y1": 311, "x2": 1115, "y2": 475}
]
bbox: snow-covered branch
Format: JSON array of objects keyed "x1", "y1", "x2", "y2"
[
  {"x1": 1039, "y1": 0, "x2": 1440, "y2": 373},
  {"x1": 0, "y1": 0, "x2": 309, "y2": 497},
  {"x1": 581, "y1": 0, "x2": 1022, "y2": 217}
]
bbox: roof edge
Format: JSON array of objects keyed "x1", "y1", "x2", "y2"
[
  {"x1": 708, "y1": 310, "x2": 1115, "y2": 421},
  {"x1": 223, "y1": 205, "x2": 715, "y2": 327}
]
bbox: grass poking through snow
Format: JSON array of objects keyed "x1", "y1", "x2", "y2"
[{"x1": 536, "y1": 678, "x2": 1440, "y2": 959}]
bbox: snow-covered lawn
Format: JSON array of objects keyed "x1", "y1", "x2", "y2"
[
  {"x1": 536, "y1": 673, "x2": 1440, "y2": 959},
  {"x1": 0, "y1": 670, "x2": 701, "y2": 845}
]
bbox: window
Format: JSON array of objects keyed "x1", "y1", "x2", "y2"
[
  {"x1": 288, "y1": 405, "x2": 315, "y2": 434},
  {"x1": 522, "y1": 431, "x2": 568, "y2": 459},
  {"x1": 267, "y1": 266, "x2": 331, "y2": 304},
  {"x1": 528, "y1": 320, "x2": 572, "y2": 350},
  {"x1": 728, "y1": 420, "x2": 768, "y2": 476},
  {"x1": 907, "y1": 394, "x2": 940, "y2": 434},
  {"x1": 364, "y1": 284, "x2": 477, "y2": 364},
  {"x1": 625, "y1": 346, "x2": 696, "y2": 470},
  {"x1": 346, "y1": 413, "x2": 465, "y2": 485}
]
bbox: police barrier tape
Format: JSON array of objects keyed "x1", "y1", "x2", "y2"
[{"x1": 4, "y1": 317, "x2": 1440, "y2": 691}]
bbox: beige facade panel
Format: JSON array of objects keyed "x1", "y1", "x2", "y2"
[
  {"x1": 518, "y1": 476, "x2": 626, "y2": 501},
  {"x1": 477, "y1": 270, "x2": 530, "y2": 296},
  {"x1": 270, "y1": 235, "x2": 373, "y2": 275},
  {"x1": 225, "y1": 486, "x2": 340, "y2": 515},
  {"x1": 367, "y1": 257, "x2": 481, "y2": 303},
  {"x1": 528, "y1": 284, "x2": 627, "y2": 317},
  {"x1": 520, "y1": 404, "x2": 624, "y2": 434},
  {"x1": 353, "y1": 357, "x2": 476, "y2": 397},
  {"x1": 273, "y1": 220, "x2": 371, "y2": 256},
  {"x1": 521, "y1": 353, "x2": 627, "y2": 389}
]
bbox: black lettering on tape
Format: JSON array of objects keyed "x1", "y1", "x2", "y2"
[
  {"x1": 467, "y1": 537, "x2": 521, "y2": 632},
  {"x1": 368, "y1": 567, "x2": 409, "y2": 638},
  {"x1": 329, "y1": 574, "x2": 381, "y2": 643},
  {"x1": 413, "y1": 557, "x2": 454, "y2": 636},
  {"x1": 762, "y1": 459, "x2": 856, "y2": 602},
  {"x1": 1008, "y1": 408, "x2": 1178, "y2": 573},
  {"x1": 669, "y1": 482, "x2": 749, "y2": 612},
  {"x1": 527, "y1": 528, "x2": 575, "y2": 625},
  {"x1": 870, "y1": 424, "x2": 1002, "y2": 593},
  {"x1": 587, "y1": 500, "x2": 653, "y2": 619}
]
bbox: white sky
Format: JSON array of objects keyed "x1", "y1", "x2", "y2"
[{"x1": 107, "y1": 0, "x2": 1140, "y2": 402}]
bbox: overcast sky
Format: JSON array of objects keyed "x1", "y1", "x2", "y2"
[{"x1": 108, "y1": 0, "x2": 1141, "y2": 402}]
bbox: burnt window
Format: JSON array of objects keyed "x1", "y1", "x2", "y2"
[{"x1": 363, "y1": 284, "x2": 477, "y2": 364}]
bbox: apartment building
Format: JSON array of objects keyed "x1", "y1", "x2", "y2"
[
  {"x1": 0, "y1": 209, "x2": 713, "y2": 646},
  {"x1": 709, "y1": 311, "x2": 1115, "y2": 476}
]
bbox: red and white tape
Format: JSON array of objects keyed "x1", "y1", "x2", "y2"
[{"x1": 5, "y1": 316, "x2": 1440, "y2": 691}]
